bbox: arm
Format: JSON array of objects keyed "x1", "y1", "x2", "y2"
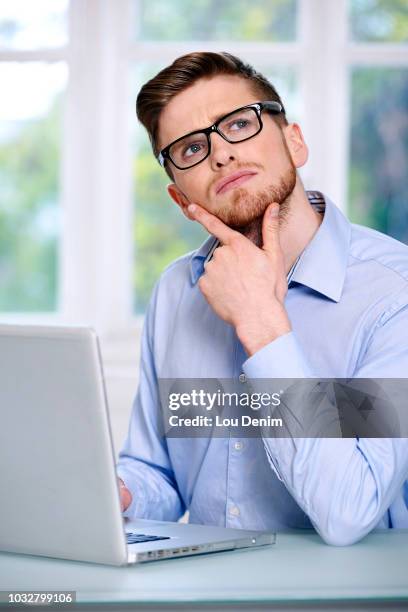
[
  {"x1": 186, "y1": 201, "x2": 408, "y2": 544},
  {"x1": 116, "y1": 284, "x2": 186, "y2": 522},
  {"x1": 243, "y1": 305, "x2": 408, "y2": 546}
]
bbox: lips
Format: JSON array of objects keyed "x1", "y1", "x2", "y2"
[{"x1": 215, "y1": 170, "x2": 257, "y2": 195}]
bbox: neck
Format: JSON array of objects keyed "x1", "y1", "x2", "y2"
[{"x1": 240, "y1": 180, "x2": 323, "y2": 274}]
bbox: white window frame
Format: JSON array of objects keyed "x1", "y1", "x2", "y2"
[{"x1": 1, "y1": 0, "x2": 408, "y2": 366}]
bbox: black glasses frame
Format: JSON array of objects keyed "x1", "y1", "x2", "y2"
[{"x1": 157, "y1": 100, "x2": 284, "y2": 170}]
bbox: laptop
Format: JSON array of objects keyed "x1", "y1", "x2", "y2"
[{"x1": 0, "y1": 324, "x2": 275, "y2": 566}]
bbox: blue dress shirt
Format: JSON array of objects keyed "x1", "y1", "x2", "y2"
[{"x1": 117, "y1": 191, "x2": 408, "y2": 546}]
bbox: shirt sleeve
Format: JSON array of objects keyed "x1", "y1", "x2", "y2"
[
  {"x1": 242, "y1": 305, "x2": 408, "y2": 546},
  {"x1": 116, "y1": 283, "x2": 186, "y2": 522}
]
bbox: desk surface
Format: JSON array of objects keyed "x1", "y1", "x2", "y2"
[{"x1": 1, "y1": 530, "x2": 408, "y2": 609}]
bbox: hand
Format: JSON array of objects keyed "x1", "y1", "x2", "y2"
[
  {"x1": 118, "y1": 477, "x2": 132, "y2": 512},
  {"x1": 188, "y1": 202, "x2": 292, "y2": 356}
]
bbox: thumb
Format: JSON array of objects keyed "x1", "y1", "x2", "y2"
[{"x1": 262, "y1": 202, "x2": 280, "y2": 253}]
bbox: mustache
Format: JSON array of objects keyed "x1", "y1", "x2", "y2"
[{"x1": 208, "y1": 162, "x2": 264, "y2": 197}]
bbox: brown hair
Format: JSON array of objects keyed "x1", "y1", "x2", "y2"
[{"x1": 136, "y1": 51, "x2": 287, "y2": 174}]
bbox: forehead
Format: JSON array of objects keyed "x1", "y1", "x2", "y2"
[{"x1": 158, "y1": 74, "x2": 259, "y2": 149}]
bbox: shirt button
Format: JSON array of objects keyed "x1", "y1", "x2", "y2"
[
  {"x1": 234, "y1": 441, "x2": 244, "y2": 451},
  {"x1": 239, "y1": 373, "x2": 246, "y2": 383},
  {"x1": 229, "y1": 505, "x2": 240, "y2": 517}
]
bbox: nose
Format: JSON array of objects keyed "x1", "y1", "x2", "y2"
[{"x1": 209, "y1": 131, "x2": 236, "y2": 170}]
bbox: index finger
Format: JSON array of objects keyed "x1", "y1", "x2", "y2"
[{"x1": 188, "y1": 203, "x2": 240, "y2": 245}]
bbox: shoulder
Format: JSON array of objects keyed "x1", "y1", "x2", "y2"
[
  {"x1": 148, "y1": 235, "x2": 213, "y2": 314},
  {"x1": 156, "y1": 233, "x2": 215, "y2": 290},
  {"x1": 349, "y1": 222, "x2": 408, "y2": 285},
  {"x1": 143, "y1": 241, "x2": 210, "y2": 347},
  {"x1": 161, "y1": 250, "x2": 196, "y2": 283},
  {"x1": 348, "y1": 223, "x2": 408, "y2": 325}
]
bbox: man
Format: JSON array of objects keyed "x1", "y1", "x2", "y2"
[{"x1": 117, "y1": 52, "x2": 408, "y2": 545}]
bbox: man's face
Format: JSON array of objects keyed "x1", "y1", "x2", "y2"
[{"x1": 158, "y1": 74, "x2": 306, "y2": 230}]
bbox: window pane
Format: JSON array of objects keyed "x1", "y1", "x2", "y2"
[
  {"x1": 348, "y1": 68, "x2": 408, "y2": 244},
  {"x1": 132, "y1": 64, "x2": 206, "y2": 314},
  {"x1": 349, "y1": 0, "x2": 408, "y2": 43},
  {"x1": 0, "y1": 63, "x2": 66, "y2": 312},
  {"x1": 134, "y1": 0, "x2": 298, "y2": 42},
  {"x1": 0, "y1": 0, "x2": 68, "y2": 49},
  {"x1": 132, "y1": 64, "x2": 298, "y2": 313}
]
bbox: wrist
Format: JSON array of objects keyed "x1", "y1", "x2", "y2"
[{"x1": 236, "y1": 309, "x2": 291, "y2": 356}]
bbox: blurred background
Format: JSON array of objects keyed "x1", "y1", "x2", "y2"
[{"x1": 0, "y1": 0, "x2": 407, "y2": 453}]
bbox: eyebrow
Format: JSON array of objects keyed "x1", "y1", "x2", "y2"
[
  {"x1": 176, "y1": 111, "x2": 222, "y2": 139},
  {"x1": 162, "y1": 101, "x2": 257, "y2": 151},
  {"x1": 208, "y1": 104, "x2": 245, "y2": 125},
  {"x1": 208, "y1": 108, "x2": 226, "y2": 124},
  {"x1": 167, "y1": 113, "x2": 220, "y2": 147},
  {"x1": 181, "y1": 103, "x2": 252, "y2": 137}
]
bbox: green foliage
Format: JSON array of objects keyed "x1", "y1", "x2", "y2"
[
  {"x1": 133, "y1": 140, "x2": 206, "y2": 312},
  {"x1": 348, "y1": 68, "x2": 408, "y2": 243},
  {"x1": 350, "y1": 0, "x2": 408, "y2": 42},
  {"x1": 137, "y1": 0, "x2": 297, "y2": 41},
  {"x1": 0, "y1": 98, "x2": 61, "y2": 311}
]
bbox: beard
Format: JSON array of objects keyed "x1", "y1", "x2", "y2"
[{"x1": 215, "y1": 162, "x2": 297, "y2": 247}]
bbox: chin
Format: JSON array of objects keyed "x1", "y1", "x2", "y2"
[{"x1": 217, "y1": 188, "x2": 269, "y2": 228}]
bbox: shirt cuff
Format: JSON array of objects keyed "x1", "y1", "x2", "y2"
[{"x1": 242, "y1": 331, "x2": 313, "y2": 379}]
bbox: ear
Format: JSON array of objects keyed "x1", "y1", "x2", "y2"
[
  {"x1": 167, "y1": 183, "x2": 195, "y2": 220},
  {"x1": 282, "y1": 123, "x2": 308, "y2": 169}
]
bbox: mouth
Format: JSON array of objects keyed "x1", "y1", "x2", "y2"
[{"x1": 215, "y1": 170, "x2": 257, "y2": 195}]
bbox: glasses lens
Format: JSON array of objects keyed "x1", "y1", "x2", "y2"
[
  {"x1": 218, "y1": 107, "x2": 260, "y2": 142},
  {"x1": 169, "y1": 132, "x2": 209, "y2": 169}
]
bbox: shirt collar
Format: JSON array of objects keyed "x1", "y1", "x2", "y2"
[
  {"x1": 189, "y1": 191, "x2": 351, "y2": 303},
  {"x1": 290, "y1": 193, "x2": 351, "y2": 302},
  {"x1": 189, "y1": 235, "x2": 219, "y2": 285}
]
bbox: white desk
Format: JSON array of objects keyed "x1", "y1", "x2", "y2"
[{"x1": 1, "y1": 530, "x2": 408, "y2": 610}]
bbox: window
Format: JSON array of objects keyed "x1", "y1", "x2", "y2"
[
  {"x1": 134, "y1": 0, "x2": 298, "y2": 42},
  {"x1": 0, "y1": 0, "x2": 407, "y2": 332},
  {"x1": 348, "y1": 1, "x2": 408, "y2": 242},
  {"x1": 0, "y1": 0, "x2": 68, "y2": 48},
  {"x1": 350, "y1": 0, "x2": 408, "y2": 43},
  {"x1": 0, "y1": 62, "x2": 66, "y2": 311},
  {"x1": 0, "y1": 0, "x2": 68, "y2": 312}
]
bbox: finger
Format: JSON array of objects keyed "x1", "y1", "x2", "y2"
[
  {"x1": 188, "y1": 203, "x2": 240, "y2": 245},
  {"x1": 262, "y1": 203, "x2": 281, "y2": 254}
]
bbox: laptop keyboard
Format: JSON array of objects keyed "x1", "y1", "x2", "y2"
[{"x1": 126, "y1": 532, "x2": 170, "y2": 545}]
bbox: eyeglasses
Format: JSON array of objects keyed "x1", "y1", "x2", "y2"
[{"x1": 157, "y1": 100, "x2": 284, "y2": 170}]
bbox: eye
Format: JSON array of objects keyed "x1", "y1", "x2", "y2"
[
  {"x1": 183, "y1": 142, "x2": 205, "y2": 158},
  {"x1": 229, "y1": 118, "x2": 250, "y2": 130}
]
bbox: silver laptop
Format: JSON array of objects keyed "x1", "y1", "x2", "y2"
[{"x1": 0, "y1": 324, "x2": 275, "y2": 566}]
